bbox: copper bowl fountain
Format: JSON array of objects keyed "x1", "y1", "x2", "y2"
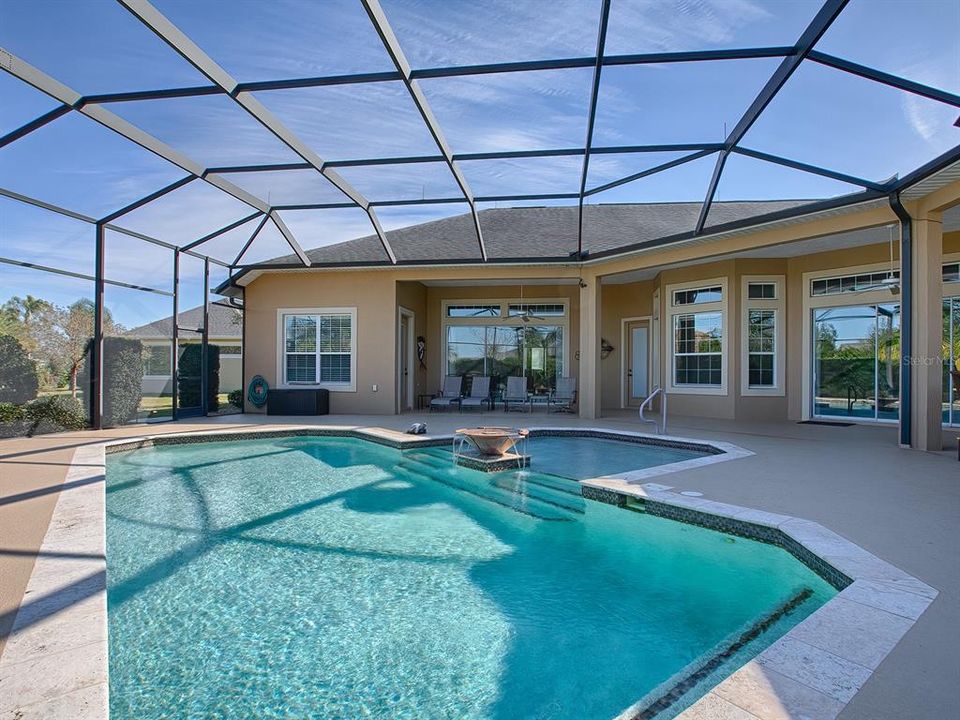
[{"x1": 455, "y1": 427, "x2": 529, "y2": 456}]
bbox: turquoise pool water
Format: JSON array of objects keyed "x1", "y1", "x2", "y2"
[
  {"x1": 106, "y1": 436, "x2": 835, "y2": 720},
  {"x1": 492, "y1": 435, "x2": 704, "y2": 479}
]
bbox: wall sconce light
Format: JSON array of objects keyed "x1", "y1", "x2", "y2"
[{"x1": 600, "y1": 338, "x2": 614, "y2": 360}]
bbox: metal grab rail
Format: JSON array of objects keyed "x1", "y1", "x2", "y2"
[{"x1": 639, "y1": 386, "x2": 667, "y2": 434}]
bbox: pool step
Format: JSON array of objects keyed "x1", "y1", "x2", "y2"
[
  {"x1": 512, "y1": 471, "x2": 583, "y2": 497},
  {"x1": 411, "y1": 447, "x2": 585, "y2": 497},
  {"x1": 488, "y1": 475, "x2": 586, "y2": 515},
  {"x1": 396, "y1": 457, "x2": 576, "y2": 522}
]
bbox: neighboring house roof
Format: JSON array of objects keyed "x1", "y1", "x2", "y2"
[
  {"x1": 262, "y1": 201, "x2": 813, "y2": 267},
  {"x1": 125, "y1": 303, "x2": 242, "y2": 340}
]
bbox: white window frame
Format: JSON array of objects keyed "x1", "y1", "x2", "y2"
[
  {"x1": 943, "y1": 252, "x2": 960, "y2": 428},
  {"x1": 440, "y1": 297, "x2": 568, "y2": 389},
  {"x1": 741, "y1": 275, "x2": 785, "y2": 396},
  {"x1": 801, "y1": 261, "x2": 902, "y2": 422},
  {"x1": 276, "y1": 307, "x2": 357, "y2": 392},
  {"x1": 665, "y1": 277, "x2": 728, "y2": 396}
]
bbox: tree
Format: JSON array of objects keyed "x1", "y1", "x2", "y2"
[
  {"x1": 18, "y1": 299, "x2": 119, "y2": 396},
  {"x1": 58, "y1": 300, "x2": 118, "y2": 397},
  {"x1": 2, "y1": 295, "x2": 53, "y2": 353},
  {"x1": 0, "y1": 335, "x2": 39, "y2": 404}
]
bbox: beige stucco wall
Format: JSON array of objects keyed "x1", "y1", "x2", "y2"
[
  {"x1": 243, "y1": 271, "x2": 398, "y2": 414},
  {"x1": 396, "y1": 281, "x2": 428, "y2": 410},
  {"x1": 599, "y1": 280, "x2": 655, "y2": 409}
]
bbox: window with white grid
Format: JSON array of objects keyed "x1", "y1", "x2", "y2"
[{"x1": 281, "y1": 310, "x2": 355, "y2": 389}]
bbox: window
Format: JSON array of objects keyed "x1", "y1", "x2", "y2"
[
  {"x1": 447, "y1": 304, "x2": 500, "y2": 318},
  {"x1": 944, "y1": 263, "x2": 960, "y2": 283},
  {"x1": 143, "y1": 343, "x2": 172, "y2": 376},
  {"x1": 667, "y1": 279, "x2": 726, "y2": 394},
  {"x1": 742, "y1": 276, "x2": 784, "y2": 395},
  {"x1": 281, "y1": 310, "x2": 355, "y2": 388},
  {"x1": 673, "y1": 312, "x2": 722, "y2": 386},
  {"x1": 446, "y1": 324, "x2": 563, "y2": 393},
  {"x1": 747, "y1": 282, "x2": 776, "y2": 300},
  {"x1": 747, "y1": 309, "x2": 776, "y2": 387},
  {"x1": 507, "y1": 303, "x2": 565, "y2": 317},
  {"x1": 811, "y1": 271, "x2": 899, "y2": 296},
  {"x1": 673, "y1": 286, "x2": 722, "y2": 306},
  {"x1": 443, "y1": 297, "x2": 567, "y2": 395}
]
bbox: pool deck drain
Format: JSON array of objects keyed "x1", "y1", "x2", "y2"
[{"x1": 0, "y1": 424, "x2": 939, "y2": 720}]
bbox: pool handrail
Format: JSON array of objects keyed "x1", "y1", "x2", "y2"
[{"x1": 639, "y1": 386, "x2": 667, "y2": 434}]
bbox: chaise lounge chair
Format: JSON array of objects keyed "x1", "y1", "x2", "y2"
[
  {"x1": 503, "y1": 376, "x2": 530, "y2": 413},
  {"x1": 460, "y1": 376, "x2": 491, "y2": 412},
  {"x1": 430, "y1": 376, "x2": 463, "y2": 412},
  {"x1": 548, "y1": 377, "x2": 577, "y2": 413}
]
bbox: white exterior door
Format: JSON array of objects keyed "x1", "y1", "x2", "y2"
[{"x1": 626, "y1": 321, "x2": 649, "y2": 405}]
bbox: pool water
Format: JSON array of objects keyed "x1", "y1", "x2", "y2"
[
  {"x1": 498, "y1": 435, "x2": 704, "y2": 479},
  {"x1": 106, "y1": 436, "x2": 835, "y2": 720}
]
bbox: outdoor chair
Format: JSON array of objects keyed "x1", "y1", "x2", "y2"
[
  {"x1": 548, "y1": 377, "x2": 577, "y2": 413},
  {"x1": 503, "y1": 376, "x2": 531, "y2": 413},
  {"x1": 460, "y1": 376, "x2": 491, "y2": 412},
  {"x1": 430, "y1": 376, "x2": 463, "y2": 412}
]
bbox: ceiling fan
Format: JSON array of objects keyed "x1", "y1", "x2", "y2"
[{"x1": 514, "y1": 283, "x2": 548, "y2": 323}]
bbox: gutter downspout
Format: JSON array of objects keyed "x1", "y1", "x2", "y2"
[{"x1": 888, "y1": 193, "x2": 912, "y2": 448}]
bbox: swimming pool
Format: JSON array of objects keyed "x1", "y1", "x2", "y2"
[
  {"x1": 475, "y1": 433, "x2": 707, "y2": 479},
  {"x1": 106, "y1": 435, "x2": 835, "y2": 719}
]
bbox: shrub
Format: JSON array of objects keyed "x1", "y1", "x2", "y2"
[
  {"x1": 0, "y1": 335, "x2": 39, "y2": 404},
  {"x1": 228, "y1": 389, "x2": 244, "y2": 409},
  {"x1": 0, "y1": 396, "x2": 86, "y2": 438},
  {"x1": 25, "y1": 395, "x2": 86, "y2": 432},
  {"x1": 0, "y1": 402, "x2": 26, "y2": 423},
  {"x1": 79, "y1": 336, "x2": 144, "y2": 427},
  {"x1": 177, "y1": 344, "x2": 221, "y2": 412}
]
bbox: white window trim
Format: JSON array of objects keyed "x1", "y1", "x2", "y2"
[
  {"x1": 741, "y1": 275, "x2": 785, "y2": 397},
  {"x1": 275, "y1": 307, "x2": 357, "y2": 392},
  {"x1": 440, "y1": 297, "x2": 568, "y2": 389},
  {"x1": 944, "y1": 251, "x2": 960, "y2": 291},
  {"x1": 665, "y1": 277, "x2": 728, "y2": 396},
  {"x1": 801, "y1": 261, "x2": 902, "y2": 422}
]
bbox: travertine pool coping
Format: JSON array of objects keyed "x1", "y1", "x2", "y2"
[{"x1": 0, "y1": 425, "x2": 937, "y2": 720}]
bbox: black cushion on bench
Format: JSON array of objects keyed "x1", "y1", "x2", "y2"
[{"x1": 266, "y1": 389, "x2": 329, "y2": 416}]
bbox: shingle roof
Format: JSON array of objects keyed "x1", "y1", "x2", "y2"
[
  {"x1": 125, "y1": 303, "x2": 242, "y2": 339},
  {"x1": 263, "y1": 200, "x2": 813, "y2": 266}
]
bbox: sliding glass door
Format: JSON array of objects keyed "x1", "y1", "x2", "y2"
[
  {"x1": 446, "y1": 324, "x2": 563, "y2": 396},
  {"x1": 944, "y1": 298, "x2": 960, "y2": 426},
  {"x1": 813, "y1": 304, "x2": 900, "y2": 421}
]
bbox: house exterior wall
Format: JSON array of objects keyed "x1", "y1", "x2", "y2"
[
  {"x1": 599, "y1": 280, "x2": 655, "y2": 410},
  {"x1": 244, "y1": 271, "x2": 398, "y2": 414},
  {"x1": 396, "y1": 281, "x2": 428, "y2": 410},
  {"x1": 237, "y1": 193, "x2": 959, "y2": 448}
]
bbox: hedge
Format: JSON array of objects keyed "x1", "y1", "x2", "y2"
[
  {"x1": 0, "y1": 335, "x2": 39, "y2": 404},
  {"x1": 177, "y1": 344, "x2": 220, "y2": 412},
  {"x1": 79, "y1": 336, "x2": 144, "y2": 428}
]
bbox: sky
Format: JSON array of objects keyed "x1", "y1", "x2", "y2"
[{"x1": 0, "y1": 0, "x2": 958, "y2": 326}]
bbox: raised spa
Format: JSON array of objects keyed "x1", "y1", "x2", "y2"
[{"x1": 106, "y1": 435, "x2": 836, "y2": 719}]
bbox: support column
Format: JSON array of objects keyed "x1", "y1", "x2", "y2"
[
  {"x1": 578, "y1": 273, "x2": 601, "y2": 419},
  {"x1": 911, "y1": 213, "x2": 943, "y2": 451},
  {"x1": 90, "y1": 222, "x2": 105, "y2": 430}
]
